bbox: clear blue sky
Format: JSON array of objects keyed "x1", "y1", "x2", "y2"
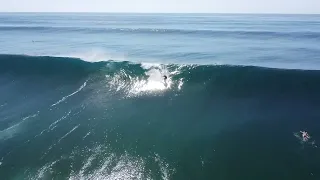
[{"x1": 0, "y1": 0, "x2": 319, "y2": 14}]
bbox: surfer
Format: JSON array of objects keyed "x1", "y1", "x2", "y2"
[
  {"x1": 300, "y1": 131, "x2": 310, "y2": 142},
  {"x1": 163, "y1": 75, "x2": 168, "y2": 81},
  {"x1": 163, "y1": 75, "x2": 168, "y2": 87}
]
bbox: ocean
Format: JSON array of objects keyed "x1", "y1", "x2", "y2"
[{"x1": 0, "y1": 13, "x2": 320, "y2": 180}]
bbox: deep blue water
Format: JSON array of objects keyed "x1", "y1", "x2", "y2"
[{"x1": 0, "y1": 13, "x2": 320, "y2": 180}]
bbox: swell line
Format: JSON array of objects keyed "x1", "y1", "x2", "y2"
[
  {"x1": 41, "y1": 124, "x2": 80, "y2": 159},
  {"x1": 1, "y1": 26, "x2": 319, "y2": 39}
]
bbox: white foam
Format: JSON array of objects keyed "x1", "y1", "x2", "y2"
[
  {"x1": 178, "y1": 78, "x2": 184, "y2": 90},
  {"x1": 57, "y1": 48, "x2": 127, "y2": 63},
  {"x1": 105, "y1": 154, "x2": 147, "y2": 180},
  {"x1": 34, "y1": 143, "x2": 174, "y2": 180},
  {"x1": 33, "y1": 160, "x2": 58, "y2": 180},
  {"x1": 106, "y1": 72, "x2": 128, "y2": 92},
  {"x1": 69, "y1": 152, "x2": 150, "y2": 180},
  {"x1": 129, "y1": 68, "x2": 171, "y2": 94},
  {"x1": 107, "y1": 64, "x2": 177, "y2": 97},
  {"x1": 51, "y1": 80, "x2": 87, "y2": 107},
  {"x1": 141, "y1": 62, "x2": 162, "y2": 69},
  {"x1": 294, "y1": 130, "x2": 317, "y2": 148},
  {"x1": 154, "y1": 154, "x2": 174, "y2": 180}
]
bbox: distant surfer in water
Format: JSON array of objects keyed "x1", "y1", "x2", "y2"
[{"x1": 300, "y1": 131, "x2": 310, "y2": 142}]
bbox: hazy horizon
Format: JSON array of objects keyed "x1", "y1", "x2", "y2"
[
  {"x1": 0, "y1": 0, "x2": 319, "y2": 14},
  {"x1": 0, "y1": 12, "x2": 319, "y2": 15}
]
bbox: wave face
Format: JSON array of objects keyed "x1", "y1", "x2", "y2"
[
  {"x1": 1, "y1": 54, "x2": 320, "y2": 179},
  {"x1": 1, "y1": 54, "x2": 320, "y2": 96}
]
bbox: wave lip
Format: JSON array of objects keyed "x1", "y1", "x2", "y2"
[{"x1": 0, "y1": 54, "x2": 93, "y2": 77}]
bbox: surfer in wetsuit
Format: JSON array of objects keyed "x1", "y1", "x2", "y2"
[
  {"x1": 163, "y1": 75, "x2": 168, "y2": 87},
  {"x1": 163, "y1": 75, "x2": 168, "y2": 81}
]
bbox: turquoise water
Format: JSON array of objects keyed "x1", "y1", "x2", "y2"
[{"x1": 0, "y1": 13, "x2": 320, "y2": 180}]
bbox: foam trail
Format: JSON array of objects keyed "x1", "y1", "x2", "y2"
[
  {"x1": 48, "y1": 110, "x2": 72, "y2": 130},
  {"x1": 33, "y1": 110, "x2": 72, "y2": 138},
  {"x1": 34, "y1": 129, "x2": 46, "y2": 138},
  {"x1": 51, "y1": 80, "x2": 87, "y2": 107},
  {"x1": 83, "y1": 131, "x2": 91, "y2": 139},
  {"x1": 3, "y1": 113, "x2": 37, "y2": 131},
  {"x1": 41, "y1": 125, "x2": 80, "y2": 159},
  {"x1": 0, "y1": 112, "x2": 39, "y2": 140},
  {"x1": 58, "y1": 125, "x2": 80, "y2": 143}
]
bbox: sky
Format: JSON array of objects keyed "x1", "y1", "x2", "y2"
[{"x1": 0, "y1": 0, "x2": 319, "y2": 14}]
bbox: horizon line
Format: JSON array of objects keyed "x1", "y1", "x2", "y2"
[{"x1": 0, "y1": 11, "x2": 319, "y2": 15}]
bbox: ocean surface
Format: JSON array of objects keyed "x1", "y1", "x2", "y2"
[{"x1": 0, "y1": 13, "x2": 320, "y2": 180}]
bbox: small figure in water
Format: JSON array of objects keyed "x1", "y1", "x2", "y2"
[
  {"x1": 163, "y1": 75, "x2": 168, "y2": 87},
  {"x1": 300, "y1": 131, "x2": 310, "y2": 142},
  {"x1": 163, "y1": 75, "x2": 168, "y2": 81}
]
